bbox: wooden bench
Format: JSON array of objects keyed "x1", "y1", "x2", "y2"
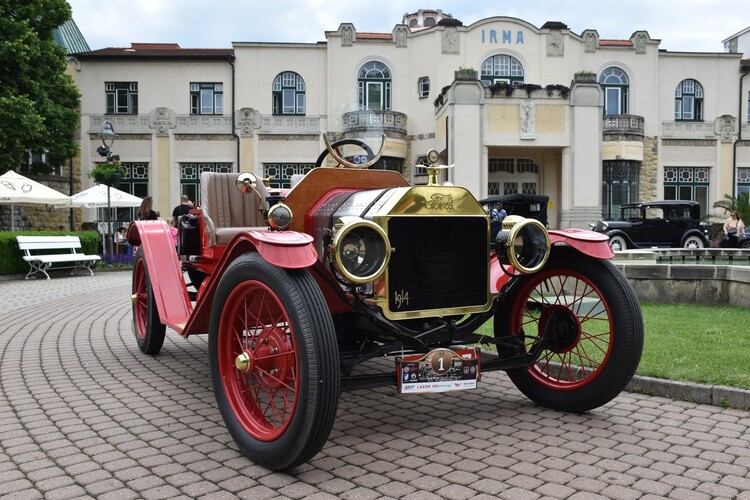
[{"x1": 16, "y1": 235, "x2": 102, "y2": 280}]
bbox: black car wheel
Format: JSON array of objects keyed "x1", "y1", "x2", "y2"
[
  {"x1": 682, "y1": 235, "x2": 705, "y2": 249},
  {"x1": 609, "y1": 235, "x2": 627, "y2": 252}
]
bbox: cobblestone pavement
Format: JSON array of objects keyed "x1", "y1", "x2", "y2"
[{"x1": 1, "y1": 272, "x2": 750, "y2": 499}]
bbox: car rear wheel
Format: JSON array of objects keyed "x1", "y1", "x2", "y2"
[
  {"x1": 495, "y1": 248, "x2": 644, "y2": 413},
  {"x1": 132, "y1": 247, "x2": 166, "y2": 355},
  {"x1": 209, "y1": 253, "x2": 340, "y2": 470},
  {"x1": 609, "y1": 235, "x2": 627, "y2": 252},
  {"x1": 682, "y1": 235, "x2": 705, "y2": 249}
]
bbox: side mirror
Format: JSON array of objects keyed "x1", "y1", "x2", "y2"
[{"x1": 236, "y1": 172, "x2": 259, "y2": 194}]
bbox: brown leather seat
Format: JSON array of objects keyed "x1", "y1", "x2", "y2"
[{"x1": 200, "y1": 172, "x2": 269, "y2": 246}]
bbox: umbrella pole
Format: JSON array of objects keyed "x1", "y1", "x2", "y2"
[{"x1": 107, "y1": 185, "x2": 113, "y2": 258}]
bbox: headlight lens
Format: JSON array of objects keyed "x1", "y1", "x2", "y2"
[
  {"x1": 267, "y1": 203, "x2": 293, "y2": 230},
  {"x1": 331, "y1": 218, "x2": 390, "y2": 283},
  {"x1": 496, "y1": 216, "x2": 551, "y2": 274}
]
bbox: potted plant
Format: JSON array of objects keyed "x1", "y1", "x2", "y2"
[
  {"x1": 455, "y1": 66, "x2": 478, "y2": 80},
  {"x1": 89, "y1": 160, "x2": 126, "y2": 186},
  {"x1": 573, "y1": 70, "x2": 597, "y2": 83}
]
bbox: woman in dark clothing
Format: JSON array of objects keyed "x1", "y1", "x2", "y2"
[{"x1": 137, "y1": 195, "x2": 159, "y2": 220}]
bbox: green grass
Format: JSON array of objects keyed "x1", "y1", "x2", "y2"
[{"x1": 476, "y1": 302, "x2": 750, "y2": 390}]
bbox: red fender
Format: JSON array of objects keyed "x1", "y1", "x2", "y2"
[
  {"x1": 130, "y1": 220, "x2": 193, "y2": 332},
  {"x1": 181, "y1": 230, "x2": 317, "y2": 337},
  {"x1": 491, "y1": 228, "x2": 613, "y2": 293}
]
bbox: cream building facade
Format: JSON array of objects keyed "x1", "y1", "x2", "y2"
[{"x1": 70, "y1": 10, "x2": 750, "y2": 230}]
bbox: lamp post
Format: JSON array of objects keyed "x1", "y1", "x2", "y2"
[{"x1": 98, "y1": 121, "x2": 118, "y2": 259}]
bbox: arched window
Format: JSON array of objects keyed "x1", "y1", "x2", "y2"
[
  {"x1": 272, "y1": 72, "x2": 305, "y2": 115},
  {"x1": 480, "y1": 55, "x2": 524, "y2": 86},
  {"x1": 599, "y1": 67, "x2": 629, "y2": 116},
  {"x1": 358, "y1": 61, "x2": 391, "y2": 111},
  {"x1": 675, "y1": 79, "x2": 703, "y2": 121}
]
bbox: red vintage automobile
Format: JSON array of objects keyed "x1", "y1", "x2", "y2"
[{"x1": 128, "y1": 136, "x2": 643, "y2": 471}]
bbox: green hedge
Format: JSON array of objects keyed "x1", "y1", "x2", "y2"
[{"x1": 0, "y1": 230, "x2": 102, "y2": 276}]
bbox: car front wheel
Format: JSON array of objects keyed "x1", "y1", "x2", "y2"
[
  {"x1": 682, "y1": 235, "x2": 705, "y2": 249},
  {"x1": 609, "y1": 235, "x2": 627, "y2": 252}
]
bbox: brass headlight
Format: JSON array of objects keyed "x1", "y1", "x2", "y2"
[
  {"x1": 331, "y1": 217, "x2": 391, "y2": 283},
  {"x1": 496, "y1": 216, "x2": 551, "y2": 274},
  {"x1": 267, "y1": 203, "x2": 293, "y2": 230}
]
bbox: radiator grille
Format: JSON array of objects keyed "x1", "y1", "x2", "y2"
[{"x1": 386, "y1": 216, "x2": 488, "y2": 314}]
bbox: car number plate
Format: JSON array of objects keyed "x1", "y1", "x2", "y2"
[{"x1": 396, "y1": 347, "x2": 480, "y2": 394}]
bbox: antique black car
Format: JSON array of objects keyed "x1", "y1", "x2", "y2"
[{"x1": 591, "y1": 200, "x2": 711, "y2": 251}]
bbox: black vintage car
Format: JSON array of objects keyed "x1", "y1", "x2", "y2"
[
  {"x1": 479, "y1": 194, "x2": 550, "y2": 244},
  {"x1": 590, "y1": 200, "x2": 711, "y2": 251}
]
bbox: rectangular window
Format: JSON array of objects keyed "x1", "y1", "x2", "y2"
[
  {"x1": 282, "y1": 89, "x2": 295, "y2": 114},
  {"x1": 664, "y1": 166, "x2": 710, "y2": 218},
  {"x1": 105, "y1": 82, "x2": 138, "y2": 114},
  {"x1": 366, "y1": 82, "x2": 383, "y2": 111},
  {"x1": 605, "y1": 88, "x2": 621, "y2": 115},
  {"x1": 263, "y1": 163, "x2": 314, "y2": 189},
  {"x1": 190, "y1": 83, "x2": 223, "y2": 115}
]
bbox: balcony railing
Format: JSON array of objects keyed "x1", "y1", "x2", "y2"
[
  {"x1": 343, "y1": 110, "x2": 407, "y2": 135},
  {"x1": 602, "y1": 114, "x2": 644, "y2": 137},
  {"x1": 661, "y1": 121, "x2": 716, "y2": 140}
]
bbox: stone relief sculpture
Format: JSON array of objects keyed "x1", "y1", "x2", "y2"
[
  {"x1": 341, "y1": 26, "x2": 353, "y2": 47},
  {"x1": 635, "y1": 33, "x2": 647, "y2": 54},
  {"x1": 547, "y1": 31, "x2": 564, "y2": 56},
  {"x1": 238, "y1": 108, "x2": 261, "y2": 136},
  {"x1": 520, "y1": 100, "x2": 536, "y2": 139},
  {"x1": 585, "y1": 32, "x2": 596, "y2": 53},
  {"x1": 148, "y1": 107, "x2": 176, "y2": 136},
  {"x1": 394, "y1": 26, "x2": 408, "y2": 48},
  {"x1": 442, "y1": 27, "x2": 459, "y2": 55}
]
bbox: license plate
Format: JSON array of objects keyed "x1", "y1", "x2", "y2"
[{"x1": 396, "y1": 347, "x2": 480, "y2": 394}]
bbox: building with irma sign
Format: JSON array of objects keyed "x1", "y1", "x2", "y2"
[{"x1": 68, "y1": 9, "x2": 750, "y2": 231}]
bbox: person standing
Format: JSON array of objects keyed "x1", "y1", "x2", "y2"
[
  {"x1": 722, "y1": 210, "x2": 746, "y2": 248},
  {"x1": 171, "y1": 194, "x2": 192, "y2": 227},
  {"x1": 491, "y1": 201, "x2": 507, "y2": 225},
  {"x1": 136, "y1": 195, "x2": 158, "y2": 221}
]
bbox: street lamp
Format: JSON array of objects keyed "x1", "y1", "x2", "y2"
[{"x1": 98, "y1": 120, "x2": 119, "y2": 259}]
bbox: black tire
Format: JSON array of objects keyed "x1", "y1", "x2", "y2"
[
  {"x1": 495, "y1": 247, "x2": 643, "y2": 412},
  {"x1": 209, "y1": 253, "x2": 340, "y2": 470},
  {"x1": 609, "y1": 235, "x2": 627, "y2": 252},
  {"x1": 682, "y1": 235, "x2": 705, "y2": 249},
  {"x1": 132, "y1": 247, "x2": 166, "y2": 354},
  {"x1": 315, "y1": 138, "x2": 375, "y2": 168}
]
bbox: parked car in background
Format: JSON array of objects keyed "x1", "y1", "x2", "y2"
[
  {"x1": 590, "y1": 200, "x2": 711, "y2": 251},
  {"x1": 478, "y1": 194, "x2": 549, "y2": 246}
]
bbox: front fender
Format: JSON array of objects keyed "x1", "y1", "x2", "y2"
[{"x1": 227, "y1": 230, "x2": 317, "y2": 269}]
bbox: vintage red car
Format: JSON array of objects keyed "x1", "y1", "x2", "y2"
[{"x1": 127, "y1": 136, "x2": 644, "y2": 471}]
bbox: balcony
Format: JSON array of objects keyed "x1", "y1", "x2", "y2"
[
  {"x1": 343, "y1": 110, "x2": 407, "y2": 135},
  {"x1": 602, "y1": 114, "x2": 644, "y2": 137}
]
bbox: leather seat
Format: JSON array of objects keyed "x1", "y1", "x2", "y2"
[{"x1": 200, "y1": 172, "x2": 269, "y2": 246}]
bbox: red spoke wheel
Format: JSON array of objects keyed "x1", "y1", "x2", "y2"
[
  {"x1": 495, "y1": 248, "x2": 643, "y2": 412},
  {"x1": 209, "y1": 253, "x2": 339, "y2": 470},
  {"x1": 132, "y1": 247, "x2": 166, "y2": 354}
]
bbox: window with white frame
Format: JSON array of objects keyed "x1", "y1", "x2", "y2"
[
  {"x1": 358, "y1": 61, "x2": 391, "y2": 111},
  {"x1": 599, "y1": 67, "x2": 629, "y2": 116},
  {"x1": 272, "y1": 72, "x2": 306, "y2": 115},
  {"x1": 105, "y1": 82, "x2": 138, "y2": 114},
  {"x1": 674, "y1": 79, "x2": 703, "y2": 121},
  {"x1": 418, "y1": 77, "x2": 430, "y2": 98},
  {"x1": 480, "y1": 55, "x2": 524, "y2": 86},
  {"x1": 190, "y1": 83, "x2": 223, "y2": 115}
]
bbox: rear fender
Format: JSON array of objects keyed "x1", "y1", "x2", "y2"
[
  {"x1": 181, "y1": 230, "x2": 317, "y2": 336},
  {"x1": 491, "y1": 228, "x2": 613, "y2": 293}
]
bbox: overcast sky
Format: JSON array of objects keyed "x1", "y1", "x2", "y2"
[{"x1": 66, "y1": 0, "x2": 747, "y2": 53}]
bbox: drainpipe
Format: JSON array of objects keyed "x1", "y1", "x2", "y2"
[
  {"x1": 229, "y1": 56, "x2": 239, "y2": 173},
  {"x1": 733, "y1": 63, "x2": 750, "y2": 196}
]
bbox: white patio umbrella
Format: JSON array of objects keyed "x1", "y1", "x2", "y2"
[
  {"x1": 67, "y1": 184, "x2": 142, "y2": 208},
  {"x1": 0, "y1": 170, "x2": 71, "y2": 230}
]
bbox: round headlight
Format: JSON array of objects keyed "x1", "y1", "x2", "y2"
[
  {"x1": 331, "y1": 218, "x2": 391, "y2": 283},
  {"x1": 267, "y1": 203, "x2": 293, "y2": 230},
  {"x1": 496, "y1": 217, "x2": 551, "y2": 274}
]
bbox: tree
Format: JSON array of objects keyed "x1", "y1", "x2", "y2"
[
  {"x1": 0, "y1": 0, "x2": 80, "y2": 175},
  {"x1": 713, "y1": 193, "x2": 750, "y2": 224}
]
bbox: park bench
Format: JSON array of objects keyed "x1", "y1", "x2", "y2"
[{"x1": 16, "y1": 235, "x2": 102, "y2": 280}]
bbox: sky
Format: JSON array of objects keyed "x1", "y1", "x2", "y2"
[{"x1": 66, "y1": 0, "x2": 748, "y2": 54}]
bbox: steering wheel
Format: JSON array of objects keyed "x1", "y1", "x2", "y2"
[{"x1": 315, "y1": 138, "x2": 376, "y2": 168}]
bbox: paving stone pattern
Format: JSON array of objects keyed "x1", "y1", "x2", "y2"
[{"x1": 1, "y1": 272, "x2": 749, "y2": 499}]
